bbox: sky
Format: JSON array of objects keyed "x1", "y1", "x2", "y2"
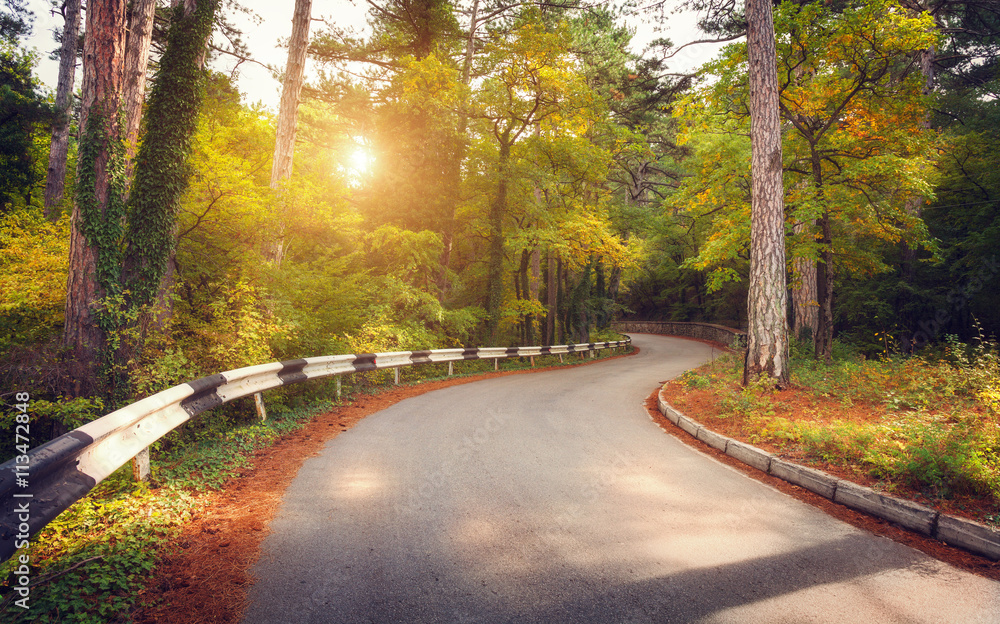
[{"x1": 23, "y1": 0, "x2": 725, "y2": 110}]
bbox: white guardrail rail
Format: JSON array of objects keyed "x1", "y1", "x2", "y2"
[{"x1": 0, "y1": 339, "x2": 630, "y2": 562}]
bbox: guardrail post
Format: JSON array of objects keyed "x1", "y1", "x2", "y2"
[
  {"x1": 494, "y1": 358, "x2": 499, "y2": 371},
  {"x1": 530, "y1": 356, "x2": 535, "y2": 367},
  {"x1": 559, "y1": 354, "x2": 563, "y2": 363},
  {"x1": 336, "y1": 376, "x2": 342, "y2": 401},
  {"x1": 448, "y1": 361, "x2": 454, "y2": 376},
  {"x1": 394, "y1": 367, "x2": 400, "y2": 385},
  {"x1": 254, "y1": 392, "x2": 267, "y2": 422},
  {"x1": 131, "y1": 448, "x2": 150, "y2": 482}
]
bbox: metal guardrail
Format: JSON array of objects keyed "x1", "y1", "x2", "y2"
[
  {"x1": 611, "y1": 321, "x2": 746, "y2": 348},
  {"x1": 0, "y1": 339, "x2": 630, "y2": 562}
]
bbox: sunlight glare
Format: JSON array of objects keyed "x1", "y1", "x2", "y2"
[{"x1": 349, "y1": 147, "x2": 375, "y2": 177}]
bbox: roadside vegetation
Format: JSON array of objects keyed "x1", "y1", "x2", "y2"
[{"x1": 665, "y1": 336, "x2": 1000, "y2": 526}]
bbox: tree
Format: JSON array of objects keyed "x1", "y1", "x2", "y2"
[
  {"x1": 123, "y1": 0, "x2": 220, "y2": 312},
  {"x1": 0, "y1": 0, "x2": 32, "y2": 43},
  {"x1": 675, "y1": 0, "x2": 938, "y2": 362},
  {"x1": 63, "y1": 0, "x2": 129, "y2": 395},
  {"x1": 43, "y1": 0, "x2": 82, "y2": 218},
  {"x1": 743, "y1": 0, "x2": 789, "y2": 386},
  {"x1": 270, "y1": 0, "x2": 312, "y2": 188},
  {"x1": 0, "y1": 44, "x2": 53, "y2": 210},
  {"x1": 775, "y1": 0, "x2": 937, "y2": 360},
  {"x1": 123, "y1": 0, "x2": 157, "y2": 176},
  {"x1": 63, "y1": 0, "x2": 221, "y2": 397},
  {"x1": 469, "y1": 11, "x2": 604, "y2": 341}
]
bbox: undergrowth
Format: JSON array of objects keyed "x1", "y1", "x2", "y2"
[{"x1": 676, "y1": 337, "x2": 1000, "y2": 519}]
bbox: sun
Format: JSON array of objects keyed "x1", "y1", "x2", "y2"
[{"x1": 348, "y1": 146, "x2": 375, "y2": 176}]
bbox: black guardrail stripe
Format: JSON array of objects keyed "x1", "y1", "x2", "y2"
[
  {"x1": 410, "y1": 350, "x2": 432, "y2": 365},
  {"x1": 462, "y1": 348, "x2": 479, "y2": 360},
  {"x1": 540, "y1": 346, "x2": 552, "y2": 355},
  {"x1": 505, "y1": 347, "x2": 519, "y2": 357},
  {"x1": 0, "y1": 465, "x2": 96, "y2": 563},
  {"x1": 0, "y1": 431, "x2": 94, "y2": 500},
  {"x1": 588, "y1": 343, "x2": 596, "y2": 350},
  {"x1": 567, "y1": 344, "x2": 577, "y2": 353},
  {"x1": 186, "y1": 373, "x2": 227, "y2": 396},
  {"x1": 180, "y1": 373, "x2": 227, "y2": 417},
  {"x1": 181, "y1": 392, "x2": 224, "y2": 417},
  {"x1": 278, "y1": 359, "x2": 309, "y2": 385},
  {"x1": 352, "y1": 353, "x2": 377, "y2": 372}
]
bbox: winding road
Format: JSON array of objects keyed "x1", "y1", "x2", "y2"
[{"x1": 242, "y1": 334, "x2": 1000, "y2": 623}]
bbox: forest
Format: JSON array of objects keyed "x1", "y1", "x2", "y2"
[
  {"x1": 0, "y1": 0, "x2": 997, "y2": 433},
  {"x1": 1, "y1": 0, "x2": 1000, "y2": 618}
]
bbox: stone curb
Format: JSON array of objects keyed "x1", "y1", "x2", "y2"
[
  {"x1": 656, "y1": 387, "x2": 1000, "y2": 562},
  {"x1": 834, "y1": 480, "x2": 938, "y2": 536}
]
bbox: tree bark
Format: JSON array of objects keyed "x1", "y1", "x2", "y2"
[
  {"x1": 63, "y1": 0, "x2": 129, "y2": 395},
  {"x1": 791, "y1": 221, "x2": 819, "y2": 342},
  {"x1": 744, "y1": 0, "x2": 790, "y2": 387},
  {"x1": 123, "y1": 0, "x2": 157, "y2": 178},
  {"x1": 122, "y1": 0, "x2": 219, "y2": 308},
  {"x1": 266, "y1": 0, "x2": 312, "y2": 266},
  {"x1": 271, "y1": 0, "x2": 312, "y2": 187},
  {"x1": 43, "y1": 0, "x2": 82, "y2": 219},
  {"x1": 485, "y1": 135, "x2": 511, "y2": 342},
  {"x1": 815, "y1": 212, "x2": 834, "y2": 362},
  {"x1": 546, "y1": 251, "x2": 556, "y2": 345}
]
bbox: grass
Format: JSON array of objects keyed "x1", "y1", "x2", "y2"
[
  {"x1": 672, "y1": 338, "x2": 1000, "y2": 524},
  {"x1": 0, "y1": 342, "x2": 632, "y2": 623}
]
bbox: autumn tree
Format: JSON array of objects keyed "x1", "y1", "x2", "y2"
[{"x1": 675, "y1": 0, "x2": 938, "y2": 363}]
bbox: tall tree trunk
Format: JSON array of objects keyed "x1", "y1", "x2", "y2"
[
  {"x1": 271, "y1": 0, "x2": 312, "y2": 187},
  {"x1": 744, "y1": 0, "x2": 790, "y2": 387},
  {"x1": 43, "y1": 0, "x2": 82, "y2": 219},
  {"x1": 815, "y1": 213, "x2": 835, "y2": 363},
  {"x1": 901, "y1": 45, "x2": 936, "y2": 283},
  {"x1": 517, "y1": 248, "x2": 533, "y2": 344},
  {"x1": 808, "y1": 149, "x2": 834, "y2": 363},
  {"x1": 546, "y1": 251, "x2": 556, "y2": 345},
  {"x1": 63, "y1": 0, "x2": 129, "y2": 396},
  {"x1": 266, "y1": 0, "x2": 312, "y2": 267},
  {"x1": 791, "y1": 226, "x2": 819, "y2": 342},
  {"x1": 485, "y1": 136, "x2": 510, "y2": 342},
  {"x1": 123, "y1": 0, "x2": 157, "y2": 178},
  {"x1": 435, "y1": 0, "x2": 481, "y2": 298}
]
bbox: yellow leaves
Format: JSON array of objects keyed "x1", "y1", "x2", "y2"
[
  {"x1": 396, "y1": 53, "x2": 466, "y2": 108},
  {"x1": 0, "y1": 210, "x2": 69, "y2": 347}
]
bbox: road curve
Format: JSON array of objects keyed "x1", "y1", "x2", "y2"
[{"x1": 242, "y1": 334, "x2": 1000, "y2": 623}]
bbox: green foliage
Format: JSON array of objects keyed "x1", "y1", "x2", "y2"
[
  {"x1": 0, "y1": 396, "x2": 335, "y2": 622},
  {"x1": 0, "y1": 208, "x2": 68, "y2": 349},
  {"x1": 75, "y1": 112, "x2": 127, "y2": 297},
  {"x1": 680, "y1": 339, "x2": 1000, "y2": 508},
  {"x1": 0, "y1": 42, "x2": 53, "y2": 208}
]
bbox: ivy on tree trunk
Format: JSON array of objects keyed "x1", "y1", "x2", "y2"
[{"x1": 122, "y1": 0, "x2": 219, "y2": 310}]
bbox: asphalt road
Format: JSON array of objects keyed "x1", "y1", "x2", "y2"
[{"x1": 242, "y1": 334, "x2": 1000, "y2": 623}]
